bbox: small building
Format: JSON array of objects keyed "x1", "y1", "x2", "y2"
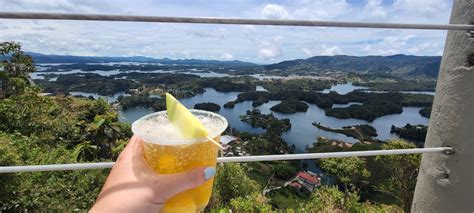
[
  {"x1": 289, "y1": 181, "x2": 302, "y2": 189},
  {"x1": 295, "y1": 171, "x2": 321, "y2": 192}
]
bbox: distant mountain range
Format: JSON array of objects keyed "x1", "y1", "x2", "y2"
[
  {"x1": 28, "y1": 52, "x2": 441, "y2": 77},
  {"x1": 27, "y1": 52, "x2": 256, "y2": 67},
  {"x1": 264, "y1": 54, "x2": 441, "y2": 77}
]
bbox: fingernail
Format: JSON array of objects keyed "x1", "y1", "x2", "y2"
[{"x1": 204, "y1": 167, "x2": 216, "y2": 180}]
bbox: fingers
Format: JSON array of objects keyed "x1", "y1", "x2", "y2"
[
  {"x1": 116, "y1": 135, "x2": 140, "y2": 162},
  {"x1": 154, "y1": 167, "x2": 216, "y2": 202}
]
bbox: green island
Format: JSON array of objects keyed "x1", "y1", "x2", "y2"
[
  {"x1": 419, "y1": 106, "x2": 431, "y2": 118},
  {"x1": 117, "y1": 94, "x2": 165, "y2": 111},
  {"x1": 223, "y1": 101, "x2": 236, "y2": 108},
  {"x1": 194, "y1": 102, "x2": 221, "y2": 112},
  {"x1": 239, "y1": 109, "x2": 291, "y2": 134},
  {"x1": 270, "y1": 99, "x2": 309, "y2": 114},
  {"x1": 0, "y1": 42, "x2": 433, "y2": 212},
  {"x1": 312, "y1": 123, "x2": 378, "y2": 142},
  {"x1": 391, "y1": 124, "x2": 428, "y2": 144},
  {"x1": 261, "y1": 78, "x2": 334, "y2": 92}
]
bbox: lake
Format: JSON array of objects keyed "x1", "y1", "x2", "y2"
[{"x1": 119, "y1": 84, "x2": 430, "y2": 152}]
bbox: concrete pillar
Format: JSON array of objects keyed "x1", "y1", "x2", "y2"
[{"x1": 412, "y1": 0, "x2": 474, "y2": 212}]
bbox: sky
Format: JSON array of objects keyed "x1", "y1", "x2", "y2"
[{"x1": 0, "y1": 0, "x2": 453, "y2": 63}]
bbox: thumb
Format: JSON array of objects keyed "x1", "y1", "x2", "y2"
[{"x1": 155, "y1": 166, "x2": 216, "y2": 202}]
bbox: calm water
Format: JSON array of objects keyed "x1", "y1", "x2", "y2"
[
  {"x1": 119, "y1": 86, "x2": 430, "y2": 152},
  {"x1": 322, "y1": 82, "x2": 368, "y2": 95}
]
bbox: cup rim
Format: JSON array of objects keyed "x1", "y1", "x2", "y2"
[{"x1": 131, "y1": 109, "x2": 228, "y2": 145}]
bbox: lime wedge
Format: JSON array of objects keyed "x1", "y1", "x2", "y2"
[{"x1": 166, "y1": 93, "x2": 209, "y2": 139}]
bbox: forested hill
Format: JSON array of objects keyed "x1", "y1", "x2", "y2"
[
  {"x1": 29, "y1": 51, "x2": 441, "y2": 77},
  {"x1": 264, "y1": 54, "x2": 441, "y2": 77},
  {"x1": 26, "y1": 52, "x2": 256, "y2": 67}
]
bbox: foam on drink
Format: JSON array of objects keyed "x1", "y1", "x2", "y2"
[{"x1": 132, "y1": 110, "x2": 227, "y2": 146}]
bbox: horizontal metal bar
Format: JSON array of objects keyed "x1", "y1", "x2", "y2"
[
  {"x1": 0, "y1": 147, "x2": 452, "y2": 173},
  {"x1": 0, "y1": 12, "x2": 472, "y2": 30}
]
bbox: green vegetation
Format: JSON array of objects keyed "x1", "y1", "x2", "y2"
[
  {"x1": 354, "y1": 80, "x2": 436, "y2": 91},
  {"x1": 400, "y1": 93, "x2": 433, "y2": 107},
  {"x1": 239, "y1": 109, "x2": 291, "y2": 135},
  {"x1": 0, "y1": 90, "x2": 131, "y2": 210},
  {"x1": 324, "y1": 98, "x2": 403, "y2": 121},
  {"x1": 313, "y1": 123, "x2": 378, "y2": 142},
  {"x1": 223, "y1": 101, "x2": 236, "y2": 108},
  {"x1": 391, "y1": 124, "x2": 427, "y2": 144},
  {"x1": 267, "y1": 186, "x2": 310, "y2": 209},
  {"x1": 419, "y1": 106, "x2": 431, "y2": 118},
  {"x1": 270, "y1": 99, "x2": 309, "y2": 114},
  {"x1": 310, "y1": 139, "x2": 420, "y2": 212},
  {"x1": 263, "y1": 54, "x2": 440, "y2": 78},
  {"x1": 320, "y1": 157, "x2": 371, "y2": 192},
  {"x1": 261, "y1": 79, "x2": 333, "y2": 92},
  {"x1": 118, "y1": 94, "x2": 165, "y2": 111},
  {"x1": 0, "y1": 42, "x2": 36, "y2": 98},
  {"x1": 199, "y1": 78, "x2": 255, "y2": 92},
  {"x1": 375, "y1": 141, "x2": 421, "y2": 213},
  {"x1": 233, "y1": 90, "x2": 433, "y2": 120},
  {"x1": 39, "y1": 72, "x2": 256, "y2": 98},
  {"x1": 194, "y1": 102, "x2": 221, "y2": 112},
  {"x1": 301, "y1": 185, "x2": 402, "y2": 212}
]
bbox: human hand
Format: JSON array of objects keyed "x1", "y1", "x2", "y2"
[{"x1": 90, "y1": 135, "x2": 216, "y2": 213}]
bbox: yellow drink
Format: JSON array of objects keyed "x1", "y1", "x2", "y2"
[{"x1": 132, "y1": 110, "x2": 228, "y2": 213}]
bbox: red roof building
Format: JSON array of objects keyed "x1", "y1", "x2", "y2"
[
  {"x1": 289, "y1": 181, "x2": 302, "y2": 189},
  {"x1": 295, "y1": 171, "x2": 321, "y2": 192}
]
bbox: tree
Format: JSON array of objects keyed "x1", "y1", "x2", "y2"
[
  {"x1": 300, "y1": 186, "x2": 360, "y2": 212},
  {"x1": 375, "y1": 140, "x2": 421, "y2": 212},
  {"x1": 319, "y1": 157, "x2": 371, "y2": 193},
  {"x1": 301, "y1": 186, "x2": 402, "y2": 212},
  {"x1": 208, "y1": 163, "x2": 261, "y2": 209},
  {"x1": 0, "y1": 42, "x2": 36, "y2": 97},
  {"x1": 72, "y1": 141, "x2": 98, "y2": 162},
  {"x1": 228, "y1": 193, "x2": 272, "y2": 212}
]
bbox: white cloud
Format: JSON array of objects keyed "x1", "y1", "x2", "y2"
[
  {"x1": 321, "y1": 45, "x2": 343, "y2": 56},
  {"x1": 220, "y1": 53, "x2": 234, "y2": 60},
  {"x1": 187, "y1": 28, "x2": 225, "y2": 39},
  {"x1": 291, "y1": 0, "x2": 350, "y2": 20},
  {"x1": 261, "y1": 4, "x2": 290, "y2": 19},
  {"x1": 408, "y1": 42, "x2": 441, "y2": 55},
  {"x1": 302, "y1": 44, "x2": 343, "y2": 57},
  {"x1": 257, "y1": 37, "x2": 283, "y2": 60},
  {"x1": 393, "y1": 0, "x2": 448, "y2": 18},
  {"x1": 0, "y1": 0, "x2": 111, "y2": 13},
  {"x1": 182, "y1": 51, "x2": 191, "y2": 59},
  {"x1": 364, "y1": 0, "x2": 387, "y2": 19},
  {"x1": 261, "y1": 1, "x2": 350, "y2": 20},
  {"x1": 363, "y1": 34, "x2": 416, "y2": 55}
]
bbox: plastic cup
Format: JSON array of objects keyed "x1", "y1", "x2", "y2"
[{"x1": 131, "y1": 109, "x2": 228, "y2": 213}]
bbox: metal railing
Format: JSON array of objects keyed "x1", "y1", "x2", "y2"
[
  {"x1": 0, "y1": 12, "x2": 473, "y2": 31},
  {"x1": 0, "y1": 147, "x2": 452, "y2": 173}
]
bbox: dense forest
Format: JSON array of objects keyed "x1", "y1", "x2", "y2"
[{"x1": 1, "y1": 42, "x2": 426, "y2": 212}]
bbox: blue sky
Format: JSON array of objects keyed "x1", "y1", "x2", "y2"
[{"x1": 0, "y1": 0, "x2": 452, "y2": 63}]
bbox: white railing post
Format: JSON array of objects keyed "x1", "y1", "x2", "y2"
[{"x1": 412, "y1": 0, "x2": 474, "y2": 212}]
